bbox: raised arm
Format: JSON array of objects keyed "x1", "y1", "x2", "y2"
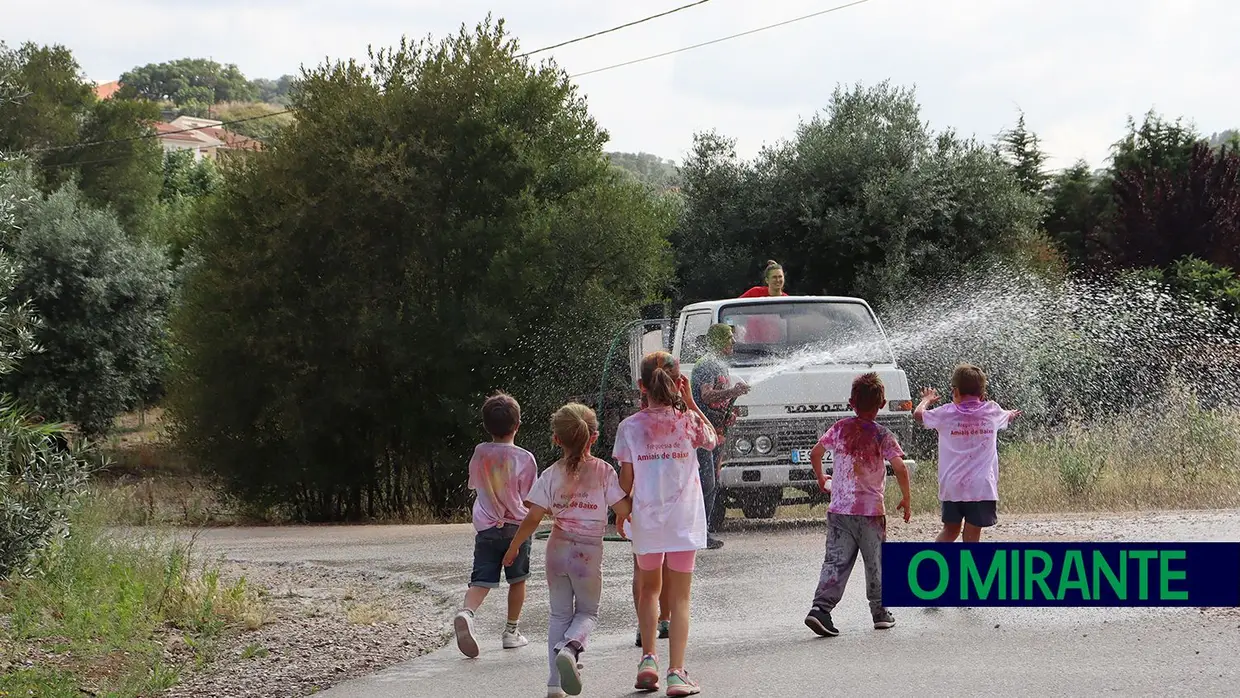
[{"x1": 914, "y1": 387, "x2": 940, "y2": 426}]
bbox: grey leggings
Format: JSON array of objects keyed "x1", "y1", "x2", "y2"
[
  {"x1": 545, "y1": 529, "x2": 604, "y2": 689},
  {"x1": 812, "y1": 512, "x2": 887, "y2": 613}
]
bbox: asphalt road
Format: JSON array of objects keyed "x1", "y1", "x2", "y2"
[{"x1": 187, "y1": 510, "x2": 1240, "y2": 697}]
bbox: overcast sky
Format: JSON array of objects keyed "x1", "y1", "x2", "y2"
[{"x1": 5, "y1": 0, "x2": 1238, "y2": 170}]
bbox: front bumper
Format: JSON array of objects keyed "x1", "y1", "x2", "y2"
[{"x1": 718, "y1": 459, "x2": 918, "y2": 489}]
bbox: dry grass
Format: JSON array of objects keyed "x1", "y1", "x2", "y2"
[
  {"x1": 343, "y1": 601, "x2": 395, "y2": 626},
  {"x1": 771, "y1": 395, "x2": 1240, "y2": 520}
]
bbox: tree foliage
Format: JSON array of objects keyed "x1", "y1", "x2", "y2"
[
  {"x1": 0, "y1": 169, "x2": 173, "y2": 437},
  {"x1": 672, "y1": 82, "x2": 1044, "y2": 306},
  {"x1": 168, "y1": 19, "x2": 674, "y2": 521},
  {"x1": 74, "y1": 97, "x2": 164, "y2": 225},
  {"x1": 119, "y1": 58, "x2": 257, "y2": 111},
  {"x1": 997, "y1": 111, "x2": 1050, "y2": 197},
  {"x1": 606, "y1": 152, "x2": 680, "y2": 189},
  {"x1": 0, "y1": 166, "x2": 90, "y2": 579},
  {"x1": 249, "y1": 75, "x2": 296, "y2": 105}
]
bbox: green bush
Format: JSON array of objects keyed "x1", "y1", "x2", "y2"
[
  {"x1": 0, "y1": 164, "x2": 90, "y2": 579},
  {"x1": 168, "y1": 20, "x2": 675, "y2": 521},
  {"x1": 0, "y1": 167, "x2": 174, "y2": 437}
]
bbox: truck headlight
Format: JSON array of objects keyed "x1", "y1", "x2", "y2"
[
  {"x1": 735, "y1": 437, "x2": 753, "y2": 455},
  {"x1": 754, "y1": 435, "x2": 773, "y2": 454}
]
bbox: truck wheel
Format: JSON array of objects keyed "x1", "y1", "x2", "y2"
[{"x1": 740, "y1": 490, "x2": 779, "y2": 519}]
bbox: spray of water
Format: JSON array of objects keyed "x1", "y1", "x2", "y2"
[{"x1": 737, "y1": 265, "x2": 1240, "y2": 431}]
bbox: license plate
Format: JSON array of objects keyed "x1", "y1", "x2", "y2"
[{"x1": 791, "y1": 449, "x2": 831, "y2": 464}]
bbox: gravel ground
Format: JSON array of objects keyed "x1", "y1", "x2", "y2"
[
  {"x1": 163, "y1": 561, "x2": 449, "y2": 698},
  {"x1": 167, "y1": 509, "x2": 1240, "y2": 697}
]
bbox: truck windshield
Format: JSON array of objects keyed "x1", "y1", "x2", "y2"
[{"x1": 719, "y1": 301, "x2": 891, "y2": 365}]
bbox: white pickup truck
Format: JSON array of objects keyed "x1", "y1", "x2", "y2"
[{"x1": 630, "y1": 295, "x2": 918, "y2": 526}]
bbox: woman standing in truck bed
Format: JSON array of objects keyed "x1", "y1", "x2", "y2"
[
  {"x1": 737, "y1": 260, "x2": 788, "y2": 344},
  {"x1": 739, "y1": 260, "x2": 789, "y2": 298}
]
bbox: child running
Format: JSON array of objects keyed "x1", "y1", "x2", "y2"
[
  {"x1": 914, "y1": 363, "x2": 1021, "y2": 543},
  {"x1": 614, "y1": 351, "x2": 718, "y2": 696},
  {"x1": 453, "y1": 392, "x2": 537, "y2": 658},
  {"x1": 504, "y1": 403, "x2": 631, "y2": 698},
  {"x1": 804, "y1": 373, "x2": 911, "y2": 637}
]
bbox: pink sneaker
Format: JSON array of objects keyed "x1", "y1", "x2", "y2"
[
  {"x1": 665, "y1": 668, "x2": 701, "y2": 696},
  {"x1": 635, "y1": 654, "x2": 660, "y2": 691}
]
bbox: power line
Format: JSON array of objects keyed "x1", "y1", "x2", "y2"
[
  {"x1": 516, "y1": 0, "x2": 712, "y2": 58},
  {"x1": 569, "y1": 0, "x2": 871, "y2": 78},
  {"x1": 26, "y1": 1, "x2": 869, "y2": 157},
  {"x1": 30, "y1": 4, "x2": 713, "y2": 156},
  {"x1": 30, "y1": 109, "x2": 292, "y2": 155}
]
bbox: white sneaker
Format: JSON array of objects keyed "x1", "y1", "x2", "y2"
[
  {"x1": 556, "y1": 646, "x2": 583, "y2": 695},
  {"x1": 546, "y1": 690, "x2": 567, "y2": 698},
  {"x1": 502, "y1": 627, "x2": 529, "y2": 649},
  {"x1": 453, "y1": 610, "x2": 479, "y2": 658}
]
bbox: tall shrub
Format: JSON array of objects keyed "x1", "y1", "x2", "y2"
[{"x1": 168, "y1": 19, "x2": 674, "y2": 521}]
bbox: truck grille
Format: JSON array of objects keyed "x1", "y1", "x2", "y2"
[{"x1": 742, "y1": 415, "x2": 915, "y2": 455}]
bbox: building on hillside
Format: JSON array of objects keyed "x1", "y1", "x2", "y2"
[
  {"x1": 94, "y1": 80, "x2": 121, "y2": 100},
  {"x1": 154, "y1": 116, "x2": 262, "y2": 161}
]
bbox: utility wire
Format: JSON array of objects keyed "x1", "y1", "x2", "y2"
[
  {"x1": 570, "y1": 0, "x2": 870, "y2": 78},
  {"x1": 29, "y1": 109, "x2": 292, "y2": 155},
  {"x1": 26, "y1": 1, "x2": 869, "y2": 156},
  {"x1": 516, "y1": 0, "x2": 712, "y2": 57}
]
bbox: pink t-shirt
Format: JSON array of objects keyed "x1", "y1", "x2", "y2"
[
  {"x1": 818, "y1": 417, "x2": 904, "y2": 517},
  {"x1": 468, "y1": 442, "x2": 537, "y2": 532},
  {"x1": 921, "y1": 398, "x2": 1014, "y2": 502},
  {"x1": 613, "y1": 406, "x2": 718, "y2": 555},
  {"x1": 525, "y1": 456, "x2": 627, "y2": 538}
]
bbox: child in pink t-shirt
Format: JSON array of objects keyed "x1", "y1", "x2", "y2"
[
  {"x1": 504, "y1": 403, "x2": 631, "y2": 698},
  {"x1": 804, "y1": 373, "x2": 911, "y2": 638},
  {"x1": 915, "y1": 363, "x2": 1021, "y2": 544},
  {"x1": 453, "y1": 392, "x2": 538, "y2": 659},
  {"x1": 614, "y1": 351, "x2": 717, "y2": 696}
]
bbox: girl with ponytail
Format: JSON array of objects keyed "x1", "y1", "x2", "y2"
[
  {"x1": 504, "y1": 403, "x2": 630, "y2": 698},
  {"x1": 740, "y1": 259, "x2": 789, "y2": 297},
  {"x1": 613, "y1": 351, "x2": 718, "y2": 695}
]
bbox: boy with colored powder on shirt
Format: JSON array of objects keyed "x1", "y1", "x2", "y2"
[
  {"x1": 804, "y1": 373, "x2": 911, "y2": 637},
  {"x1": 914, "y1": 363, "x2": 1021, "y2": 543},
  {"x1": 453, "y1": 391, "x2": 538, "y2": 658}
]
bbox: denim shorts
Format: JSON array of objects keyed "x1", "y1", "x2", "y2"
[{"x1": 470, "y1": 523, "x2": 531, "y2": 589}]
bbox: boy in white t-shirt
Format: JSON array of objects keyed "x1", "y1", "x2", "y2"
[{"x1": 915, "y1": 364, "x2": 1021, "y2": 543}]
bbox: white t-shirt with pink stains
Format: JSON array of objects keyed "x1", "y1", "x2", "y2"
[
  {"x1": 525, "y1": 456, "x2": 627, "y2": 538},
  {"x1": 920, "y1": 398, "x2": 1015, "y2": 502},
  {"x1": 468, "y1": 442, "x2": 538, "y2": 532},
  {"x1": 613, "y1": 406, "x2": 718, "y2": 555}
]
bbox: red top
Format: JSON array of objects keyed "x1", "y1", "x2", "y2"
[
  {"x1": 739, "y1": 286, "x2": 788, "y2": 298},
  {"x1": 736, "y1": 287, "x2": 787, "y2": 343}
]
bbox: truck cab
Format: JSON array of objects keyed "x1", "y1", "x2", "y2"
[{"x1": 634, "y1": 295, "x2": 918, "y2": 526}]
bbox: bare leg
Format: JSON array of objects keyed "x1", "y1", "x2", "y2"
[
  {"x1": 961, "y1": 523, "x2": 983, "y2": 543},
  {"x1": 936, "y1": 523, "x2": 962, "y2": 543},
  {"x1": 463, "y1": 585, "x2": 489, "y2": 612},
  {"x1": 664, "y1": 568, "x2": 693, "y2": 670},
  {"x1": 506, "y1": 580, "x2": 526, "y2": 621},
  {"x1": 659, "y1": 560, "x2": 671, "y2": 621},
  {"x1": 637, "y1": 565, "x2": 663, "y2": 656}
]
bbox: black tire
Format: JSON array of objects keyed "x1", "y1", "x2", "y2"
[{"x1": 740, "y1": 490, "x2": 779, "y2": 519}]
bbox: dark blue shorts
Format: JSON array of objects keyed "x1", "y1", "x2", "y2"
[
  {"x1": 941, "y1": 500, "x2": 998, "y2": 528},
  {"x1": 470, "y1": 524, "x2": 530, "y2": 589}
]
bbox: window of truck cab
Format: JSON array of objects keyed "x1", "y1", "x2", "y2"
[
  {"x1": 678, "y1": 311, "x2": 713, "y2": 364},
  {"x1": 720, "y1": 300, "x2": 892, "y2": 366}
]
